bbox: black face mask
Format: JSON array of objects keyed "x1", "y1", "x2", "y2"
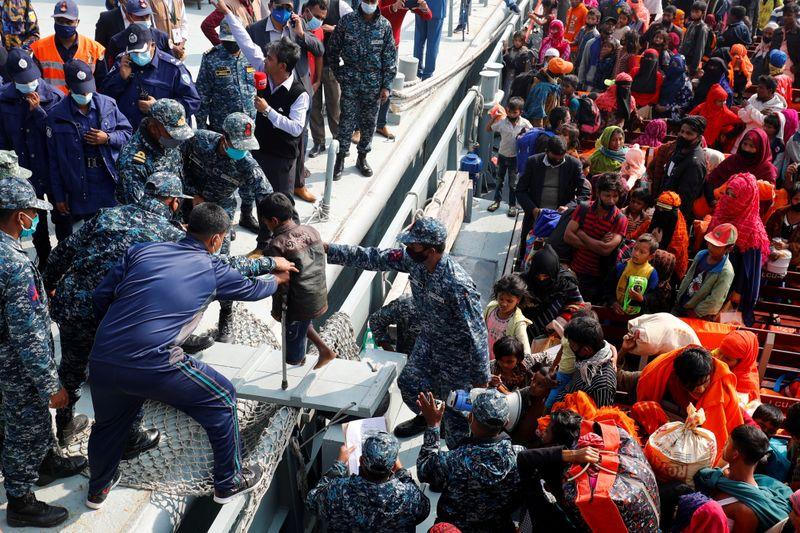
[
  {"x1": 407, "y1": 248, "x2": 429, "y2": 263},
  {"x1": 739, "y1": 149, "x2": 757, "y2": 160},
  {"x1": 600, "y1": 200, "x2": 617, "y2": 210},
  {"x1": 675, "y1": 137, "x2": 694, "y2": 151},
  {"x1": 508, "y1": 115, "x2": 519, "y2": 123},
  {"x1": 791, "y1": 203, "x2": 800, "y2": 212},
  {"x1": 763, "y1": 35, "x2": 773, "y2": 44},
  {"x1": 222, "y1": 41, "x2": 240, "y2": 54}
]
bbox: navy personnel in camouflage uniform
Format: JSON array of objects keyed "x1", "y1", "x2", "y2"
[
  {"x1": 416, "y1": 389, "x2": 522, "y2": 533},
  {"x1": 369, "y1": 295, "x2": 422, "y2": 355},
  {"x1": 326, "y1": 217, "x2": 490, "y2": 448},
  {"x1": 115, "y1": 98, "x2": 194, "y2": 204},
  {"x1": 305, "y1": 431, "x2": 430, "y2": 530},
  {"x1": 0, "y1": 171, "x2": 87, "y2": 528},
  {"x1": 327, "y1": 0, "x2": 396, "y2": 179},
  {"x1": 181, "y1": 112, "x2": 273, "y2": 341}
]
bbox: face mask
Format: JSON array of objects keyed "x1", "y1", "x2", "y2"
[
  {"x1": 508, "y1": 115, "x2": 519, "y2": 123},
  {"x1": 547, "y1": 156, "x2": 563, "y2": 166},
  {"x1": 20, "y1": 213, "x2": 38, "y2": 238},
  {"x1": 159, "y1": 136, "x2": 183, "y2": 149},
  {"x1": 361, "y1": 2, "x2": 378, "y2": 14},
  {"x1": 306, "y1": 14, "x2": 323, "y2": 30},
  {"x1": 54, "y1": 23, "x2": 77, "y2": 39},
  {"x1": 71, "y1": 92, "x2": 93, "y2": 105},
  {"x1": 15, "y1": 80, "x2": 38, "y2": 94},
  {"x1": 225, "y1": 146, "x2": 247, "y2": 160},
  {"x1": 792, "y1": 203, "x2": 800, "y2": 212},
  {"x1": 406, "y1": 248, "x2": 429, "y2": 263},
  {"x1": 272, "y1": 7, "x2": 292, "y2": 25},
  {"x1": 601, "y1": 200, "x2": 616, "y2": 210},
  {"x1": 130, "y1": 50, "x2": 152, "y2": 66},
  {"x1": 133, "y1": 20, "x2": 152, "y2": 29},
  {"x1": 739, "y1": 149, "x2": 757, "y2": 160},
  {"x1": 763, "y1": 35, "x2": 773, "y2": 43},
  {"x1": 675, "y1": 137, "x2": 693, "y2": 151},
  {"x1": 222, "y1": 41, "x2": 240, "y2": 54}
]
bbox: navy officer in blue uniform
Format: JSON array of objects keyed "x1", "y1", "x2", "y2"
[
  {"x1": 101, "y1": 24, "x2": 200, "y2": 130},
  {"x1": 84, "y1": 202, "x2": 292, "y2": 510}
]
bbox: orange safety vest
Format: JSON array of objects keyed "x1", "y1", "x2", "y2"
[{"x1": 30, "y1": 35, "x2": 105, "y2": 94}]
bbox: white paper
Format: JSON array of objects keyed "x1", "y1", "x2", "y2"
[{"x1": 343, "y1": 417, "x2": 388, "y2": 475}]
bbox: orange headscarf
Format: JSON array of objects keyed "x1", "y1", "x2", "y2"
[
  {"x1": 633, "y1": 191, "x2": 690, "y2": 279},
  {"x1": 714, "y1": 330, "x2": 760, "y2": 402},
  {"x1": 538, "y1": 391, "x2": 641, "y2": 444},
  {"x1": 636, "y1": 346, "x2": 744, "y2": 462},
  {"x1": 728, "y1": 44, "x2": 753, "y2": 88}
]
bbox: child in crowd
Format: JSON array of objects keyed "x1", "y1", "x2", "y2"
[
  {"x1": 489, "y1": 336, "x2": 535, "y2": 391},
  {"x1": 484, "y1": 274, "x2": 532, "y2": 359},
  {"x1": 558, "y1": 123, "x2": 581, "y2": 157},
  {"x1": 573, "y1": 8, "x2": 600, "y2": 69},
  {"x1": 487, "y1": 97, "x2": 532, "y2": 215},
  {"x1": 613, "y1": 233, "x2": 660, "y2": 315},
  {"x1": 753, "y1": 404, "x2": 792, "y2": 483},
  {"x1": 502, "y1": 31, "x2": 532, "y2": 95},
  {"x1": 544, "y1": 307, "x2": 598, "y2": 408},
  {"x1": 258, "y1": 193, "x2": 337, "y2": 369},
  {"x1": 764, "y1": 112, "x2": 786, "y2": 171},
  {"x1": 561, "y1": 74, "x2": 581, "y2": 118},
  {"x1": 622, "y1": 188, "x2": 653, "y2": 239},
  {"x1": 753, "y1": 403, "x2": 785, "y2": 436}
]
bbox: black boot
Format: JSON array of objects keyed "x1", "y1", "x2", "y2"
[
  {"x1": 122, "y1": 428, "x2": 160, "y2": 460},
  {"x1": 333, "y1": 153, "x2": 346, "y2": 181},
  {"x1": 36, "y1": 450, "x2": 88, "y2": 487},
  {"x1": 216, "y1": 305, "x2": 234, "y2": 343},
  {"x1": 181, "y1": 333, "x2": 215, "y2": 354},
  {"x1": 356, "y1": 153, "x2": 373, "y2": 177},
  {"x1": 6, "y1": 492, "x2": 68, "y2": 528},
  {"x1": 238, "y1": 206, "x2": 259, "y2": 232},
  {"x1": 55, "y1": 410, "x2": 89, "y2": 447},
  {"x1": 393, "y1": 414, "x2": 427, "y2": 438}
]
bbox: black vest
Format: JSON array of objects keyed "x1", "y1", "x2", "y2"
[
  {"x1": 255, "y1": 77, "x2": 305, "y2": 159},
  {"x1": 322, "y1": 0, "x2": 341, "y2": 65}
]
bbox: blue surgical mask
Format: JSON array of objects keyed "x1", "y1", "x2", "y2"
[
  {"x1": 71, "y1": 92, "x2": 93, "y2": 105},
  {"x1": 133, "y1": 20, "x2": 152, "y2": 29},
  {"x1": 306, "y1": 15, "x2": 323, "y2": 30},
  {"x1": 130, "y1": 50, "x2": 152, "y2": 66},
  {"x1": 20, "y1": 213, "x2": 39, "y2": 238},
  {"x1": 225, "y1": 146, "x2": 247, "y2": 160},
  {"x1": 272, "y1": 6, "x2": 292, "y2": 25},
  {"x1": 54, "y1": 23, "x2": 77, "y2": 40},
  {"x1": 15, "y1": 80, "x2": 39, "y2": 94},
  {"x1": 360, "y1": 1, "x2": 378, "y2": 14}
]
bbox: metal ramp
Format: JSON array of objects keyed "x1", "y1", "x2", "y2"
[{"x1": 195, "y1": 344, "x2": 407, "y2": 418}]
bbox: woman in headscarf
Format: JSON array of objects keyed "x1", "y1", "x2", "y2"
[
  {"x1": 539, "y1": 19, "x2": 570, "y2": 62},
  {"x1": 638, "y1": 118, "x2": 667, "y2": 147},
  {"x1": 689, "y1": 83, "x2": 744, "y2": 152},
  {"x1": 521, "y1": 244, "x2": 584, "y2": 337},
  {"x1": 627, "y1": 0, "x2": 650, "y2": 33},
  {"x1": 690, "y1": 57, "x2": 734, "y2": 109},
  {"x1": 752, "y1": 22, "x2": 778, "y2": 81},
  {"x1": 596, "y1": 73, "x2": 637, "y2": 127},
  {"x1": 728, "y1": 43, "x2": 753, "y2": 103},
  {"x1": 710, "y1": 172, "x2": 771, "y2": 326},
  {"x1": 654, "y1": 54, "x2": 694, "y2": 122},
  {"x1": 614, "y1": 30, "x2": 641, "y2": 76},
  {"x1": 713, "y1": 329, "x2": 760, "y2": 402},
  {"x1": 632, "y1": 191, "x2": 690, "y2": 278},
  {"x1": 671, "y1": 493, "x2": 729, "y2": 533},
  {"x1": 668, "y1": 31, "x2": 681, "y2": 53},
  {"x1": 630, "y1": 49, "x2": 663, "y2": 110},
  {"x1": 708, "y1": 128, "x2": 777, "y2": 189},
  {"x1": 588, "y1": 125, "x2": 628, "y2": 176},
  {"x1": 643, "y1": 249, "x2": 678, "y2": 313}
]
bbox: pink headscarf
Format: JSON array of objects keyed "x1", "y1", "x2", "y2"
[
  {"x1": 637, "y1": 119, "x2": 667, "y2": 147},
  {"x1": 710, "y1": 172, "x2": 771, "y2": 261},
  {"x1": 539, "y1": 20, "x2": 571, "y2": 62},
  {"x1": 783, "y1": 109, "x2": 799, "y2": 144}
]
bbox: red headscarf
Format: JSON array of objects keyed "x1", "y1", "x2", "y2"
[
  {"x1": 630, "y1": 49, "x2": 664, "y2": 106},
  {"x1": 539, "y1": 20, "x2": 571, "y2": 61},
  {"x1": 688, "y1": 83, "x2": 742, "y2": 152},
  {"x1": 715, "y1": 330, "x2": 760, "y2": 402},
  {"x1": 710, "y1": 172, "x2": 771, "y2": 260},
  {"x1": 707, "y1": 128, "x2": 777, "y2": 187}
]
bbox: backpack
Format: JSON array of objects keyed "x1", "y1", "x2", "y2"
[
  {"x1": 516, "y1": 128, "x2": 556, "y2": 174},
  {"x1": 576, "y1": 96, "x2": 601, "y2": 134}
]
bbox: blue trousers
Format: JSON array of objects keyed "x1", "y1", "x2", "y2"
[
  {"x1": 413, "y1": 17, "x2": 445, "y2": 79},
  {"x1": 729, "y1": 247, "x2": 762, "y2": 327},
  {"x1": 87, "y1": 357, "x2": 242, "y2": 493}
]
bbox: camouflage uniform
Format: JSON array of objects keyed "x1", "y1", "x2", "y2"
[
  {"x1": 1, "y1": 0, "x2": 39, "y2": 49},
  {"x1": 195, "y1": 40, "x2": 257, "y2": 132},
  {"x1": 306, "y1": 432, "x2": 430, "y2": 531},
  {"x1": 115, "y1": 99, "x2": 194, "y2": 204},
  {"x1": 0, "y1": 175, "x2": 59, "y2": 498},
  {"x1": 369, "y1": 295, "x2": 422, "y2": 355},
  {"x1": 327, "y1": 8, "x2": 397, "y2": 156},
  {"x1": 326, "y1": 217, "x2": 490, "y2": 449},
  {"x1": 417, "y1": 390, "x2": 524, "y2": 532}
]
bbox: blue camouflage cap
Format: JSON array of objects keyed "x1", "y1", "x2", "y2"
[
  {"x1": 0, "y1": 176, "x2": 52, "y2": 211},
  {"x1": 397, "y1": 216, "x2": 447, "y2": 247},
  {"x1": 0, "y1": 151, "x2": 32, "y2": 179},
  {"x1": 223, "y1": 112, "x2": 259, "y2": 151},
  {"x1": 361, "y1": 431, "x2": 399, "y2": 474},
  {"x1": 144, "y1": 171, "x2": 192, "y2": 199},
  {"x1": 472, "y1": 389, "x2": 509, "y2": 430},
  {"x1": 150, "y1": 99, "x2": 194, "y2": 141},
  {"x1": 52, "y1": 0, "x2": 79, "y2": 21}
]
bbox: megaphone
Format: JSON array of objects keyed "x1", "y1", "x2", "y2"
[{"x1": 446, "y1": 388, "x2": 523, "y2": 433}]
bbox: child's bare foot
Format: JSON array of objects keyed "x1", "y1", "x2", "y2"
[{"x1": 313, "y1": 347, "x2": 337, "y2": 369}]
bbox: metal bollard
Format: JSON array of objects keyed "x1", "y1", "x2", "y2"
[
  {"x1": 320, "y1": 139, "x2": 339, "y2": 222},
  {"x1": 448, "y1": 0, "x2": 454, "y2": 36}
]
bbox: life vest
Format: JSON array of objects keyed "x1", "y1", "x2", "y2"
[{"x1": 31, "y1": 35, "x2": 105, "y2": 94}]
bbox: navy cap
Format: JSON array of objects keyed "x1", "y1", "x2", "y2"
[
  {"x1": 144, "y1": 171, "x2": 192, "y2": 199},
  {"x1": 361, "y1": 432, "x2": 399, "y2": 475},
  {"x1": 125, "y1": 0, "x2": 153, "y2": 16},
  {"x1": 126, "y1": 24, "x2": 153, "y2": 53},
  {"x1": 52, "y1": 0, "x2": 79, "y2": 21},
  {"x1": 397, "y1": 216, "x2": 447, "y2": 247},
  {"x1": 472, "y1": 389, "x2": 509, "y2": 430},
  {"x1": 6, "y1": 48, "x2": 41, "y2": 84},
  {"x1": 65, "y1": 60, "x2": 95, "y2": 94},
  {"x1": 0, "y1": 176, "x2": 53, "y2": 211}
]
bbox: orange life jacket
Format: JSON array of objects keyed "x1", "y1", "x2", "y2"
[{"x1": 31, "y1": 35, "x2": 105, "y2": 94}]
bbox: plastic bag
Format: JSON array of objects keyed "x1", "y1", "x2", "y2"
[
  {"x1": 644, "y1": 404, "x2": 717, "y2": 485},
  {"x1": 625, "y1": 313, "x2": 701, "y2": 357}
]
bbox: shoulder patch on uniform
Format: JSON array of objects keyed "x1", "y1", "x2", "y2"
[
  {"x1": 388, "y1": 249, "x2": 403, "y2": 262},
  {"x1": 46, "y1": 126, "x2": 52, "y2": 138},
  {"x1": 181, "y1": 73, "x2": 191, "y2": 84},
  {"x1": 133, "y1": 151, "x2": 147, "y2": 164},
  {"x1": 28, "y1": 282, "x2": 40, "y2": 304}
]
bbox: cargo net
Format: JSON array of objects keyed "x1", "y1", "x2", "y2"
[{"x1": 64, "y1": 305, "x2": 361, "y2": 509}]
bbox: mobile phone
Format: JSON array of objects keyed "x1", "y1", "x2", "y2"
[{"x1": 404, "y1": 0, "x2": 419, "y2": 9}]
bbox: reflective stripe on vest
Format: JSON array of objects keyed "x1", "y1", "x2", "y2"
[{"x1": 31, "y1": 35, "x2": 105, "y2": 94}]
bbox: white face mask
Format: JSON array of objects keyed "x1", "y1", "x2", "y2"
[{"x1": 361, "y1": 1, "x2": 378, "y2": 14}]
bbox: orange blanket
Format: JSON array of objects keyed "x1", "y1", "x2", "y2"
[{"x1": 636, "y1": 346, "x2": 743, "y2": 462}]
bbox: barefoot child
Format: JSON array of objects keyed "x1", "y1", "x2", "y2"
[{"x1": 258, "y1": 193, "x2": 336, "y2": 368}]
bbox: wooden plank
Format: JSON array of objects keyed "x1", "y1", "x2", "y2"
[{"x1": 757, "y1": 332, "x2": 776, "y2": 382}]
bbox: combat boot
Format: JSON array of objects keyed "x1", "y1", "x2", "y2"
[
  {"x1": 216, "y1": 305, "x2": 234, "y2": 343},
  {"x1": 333, "y1": 153, "x2": 346, "y2": 181},
  {"x1": 36, "y1": 450, "x2": 87, "y2": 486},
  {"x1": 181, "y1": 333, "x2": 215, "y2": 354},
  {"x1": 238, "y1": 206, "x2": 259, "y2": 232},
  {"x1": 55, "y1": 410, "x2": 89, "y2": 447},
  {"x1": 6, "y1": 492, "x2": 68, "y2": 528},
  {"x1": 356, "y1": 154, "x2": 373, "y2": 177},
  {"x1": 393, "y1": 414, "x2": 426, "y2": 438},
  {"x1": 122, "y1": 428, "x2": 160, "y2": 460}
]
